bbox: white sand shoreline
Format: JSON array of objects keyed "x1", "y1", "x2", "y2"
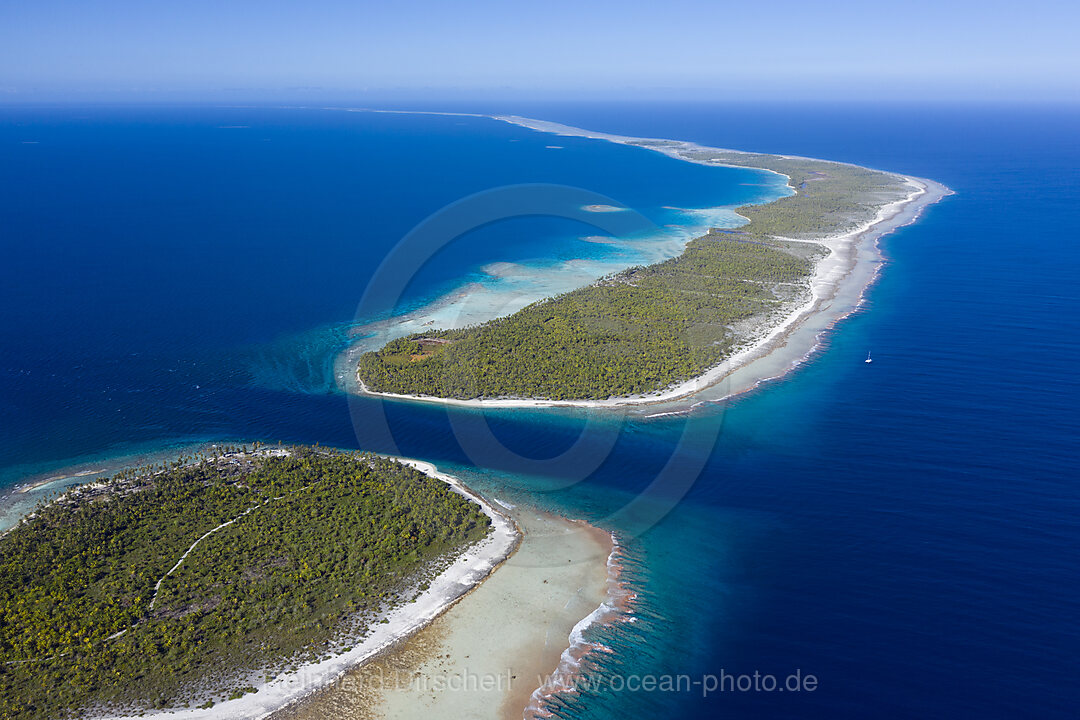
[
  {"x1": 523, "y1": 533, "x2": 637, "y2": 718},
  {"x1": 272, "y1": 507, "x2": 624, "y2": 720},
  {"x1": 352, "y1": 114, "x2": 952, "y2": 412},
  {"x1": 95, "y1": 457, "x2": 520, "y2": 720}
]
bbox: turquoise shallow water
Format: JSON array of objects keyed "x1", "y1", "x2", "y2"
[{"x1": 1, "y1": 103, "x2": 1078, "y2": 718}]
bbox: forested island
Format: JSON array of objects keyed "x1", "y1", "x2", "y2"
[
  {"x1": 0, "y1": 446, "x2": 492, "y2": 719},
  {"x1": 356, "y1": 147, "x2": 914, "y2": 402}
]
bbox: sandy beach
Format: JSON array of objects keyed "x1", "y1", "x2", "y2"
[
  {"x1": 352, "y1": 114, "x2": 952, "y2": 412},
  {"x1": 271, "y1": 508, "x2": 624, "y2": 720},
  {"x1": 6, "y1": 448, "x2": 622, "y2": 720},
  {"x1": 92, "y1": 458, "x2": 520, "y2": 720}
]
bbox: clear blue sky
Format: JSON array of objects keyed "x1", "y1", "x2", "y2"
[{"x1": 2, "y1": 0, "x2": 1078, "y2": 103}]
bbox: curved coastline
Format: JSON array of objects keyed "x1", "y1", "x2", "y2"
[
  {"x1": 353, "y1": 114, "x2": 952, "y2": 411},
  {"x1": 91, "y1": 457, "x2": 520, "y2": 720},
  {"x1": 523, "y1": 533, "x2": 638, "y2": 719},
  {"x1": 4, "y1": 447, "x2": 625, "y2": 720},
  {"x1": 269, "y1": 505, "x2": 628, "y2": 720}
]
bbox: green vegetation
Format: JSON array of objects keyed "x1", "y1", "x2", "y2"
[
  {"x1": 0, "y1": 446, "x2": 491, "y2": 719},
  {"x1": 357, "y1": 148, "x2": 911, "y2": 401},
  {"x1": 629, "y1": 140, "x2": 911, "y2": 237},
  {"x1": 695, "y1": 150, "x2": 911, "y2": 239},
  {"x1": 359, "y1": 234, "x2": 819, "y2": 399}
]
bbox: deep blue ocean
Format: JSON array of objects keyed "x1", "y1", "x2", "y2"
[{"x1": 1, "y1": 102, "x2": 1078, "y2": 718}]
